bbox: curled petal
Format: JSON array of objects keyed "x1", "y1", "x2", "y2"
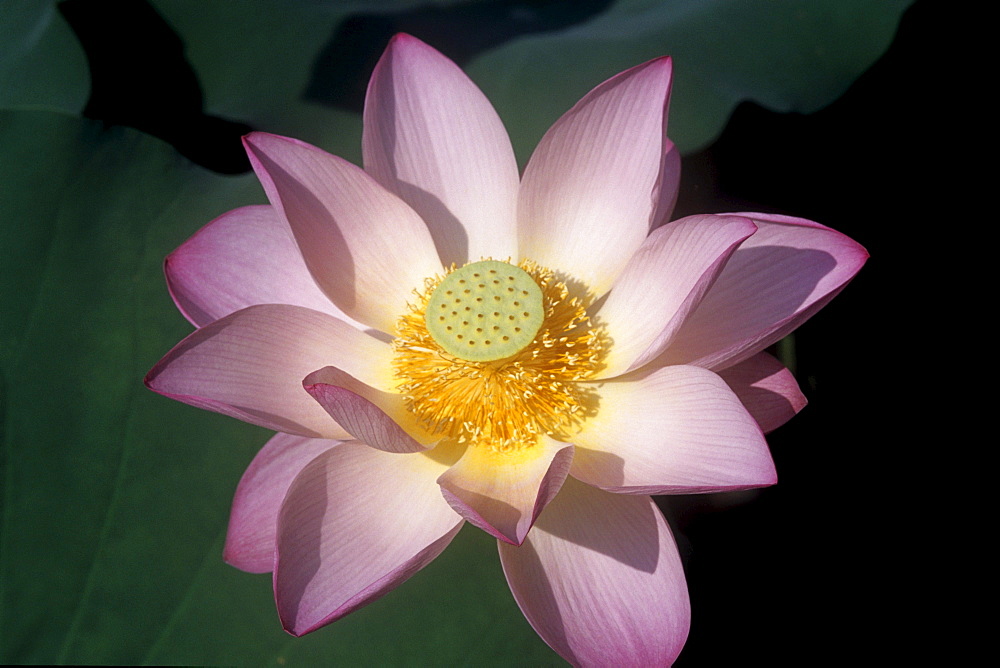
[
  {"x1": 572, "y1": 365, "x2": 775, "y2": 495},
  {"x1": 438, "y1": 436, "x2": 573, "y2": 546},
  {"x1": 244, "y1": 132, "x2": 442, "y2": 333},
  {"x1": 225, "y1": 433, "x2": 340, "y2": 574},
  {"x1": 519, "y1": 56, "x2": 673, "y2": 297},
  {"x1": 145, "y1": 304, "x2": 393, "y2": 438},
  {"x1": 499, "y1": 478, "x2": 689, "y2": 667},
  {"x1": 718, "y1": 351, "x2": 807, "y2": 434},
  {"x1": 165, "y1": 205, "x2": 360, "y2": 328},
  {"x1": 656, "y1": 213, "x2": 869, "y2": 371},
  {"x1": 596, "y1": 214, "x2": 757, "y2": 378},
  {"x1": 303, "y1": 366, "x2": 432, "y2": 453},
  {"x1": 275, "y1": 443, "x2": 463, "y2": 636},
  {"x1": 364, "y1": 33, "x2": 520, "y2": 266}
]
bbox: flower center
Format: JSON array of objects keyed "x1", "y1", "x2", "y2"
[
  {"x1": 424, "y1": 260, "x2": 544, "y2": 361},
  {"x1": 393, "y1": 259, "x2": 605, "y2": 453}
]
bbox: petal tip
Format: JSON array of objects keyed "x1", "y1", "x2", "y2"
[
  {"x1": 388, "y1": 31, "x2": 420, "y2": 48},
  {"x1": 653, "y1": 54, "x2": 673, "y2": 73},
  {"x1": 380, "y1": 32, "x2": 439, "y2": 66},
  {"x1": 438, "y1": 484, "x2": 523, "y2": 545},
  {"x1": 635, "y1": 53, "x2": 674, "y2": 86},
  {"x1": 240, "y1": 131, "x2": 265, "y2": 150},
  {"x1": 279, "y1": 614, "x2": 307, "y2": 638},
  {"x1": 242, "y1": 131, "x2": 307, "y2": 156},
  {"x1": 142, "y1": 361, "x2": 162, "y2": 392}
]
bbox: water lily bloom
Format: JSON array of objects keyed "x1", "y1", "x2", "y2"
[{"x1": 146, "y1": 33, "x2": 867, "y2": 666}]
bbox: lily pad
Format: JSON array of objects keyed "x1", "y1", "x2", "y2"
[
  {"x1": 467, "y1": 0, "x2": 916, "y2": 155},
  {"x1": 150, "y1": 0, "x2": 912, "y2": 159},
  {"x1": 0, "y1": 0, "x2": 89, "y2": 113},
  {"x1": 0, "y1": 110, "x2": 554, "y2": 664}
]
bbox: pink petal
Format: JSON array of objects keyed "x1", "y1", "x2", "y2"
[
  {"x1": 499, "y1": 478, "x2": 689, "y2": 667},
  {"x1": 650, "y1": 139, "x2": 682, "y2": 230},
  {"x1": 363, "y1": 34, "x2": 520, "y2": 266},
  {"x1": 596, "y1": 214, "x2": 757, "y2": 378},
  {"x1": 572, "y1": 365, "x2": 776, "y2": 494},
  {"x1": 145, "y1": 304, "x2": 393, "y2": 438},
  {"x1": 165, "y1": 205, "x2": 361, "y2": 329},
  {"x1": 274, "y1": 443, "x2": 463, "y2": 636},
  {"x1": 718, "y1": 351, "x2": 807, "y2": 434},
  {"x1": 437, "y1": 436, "x2": 573, "y2": 545},
  {"x1": 655, "y1": 213, "x2": 869, "y2": 371},
  {"x1": 518, "y1": 57, "x2": 674, "y2": 297},
  {"x1": 243, "y1": 132, "x2": 442, "y2": 333},
  {"x1": 224, "y1": 433, "x2": 340, "y2": 574},
  {"x1": 303, "y1": 366, "x2": 431, "y2": 453}
]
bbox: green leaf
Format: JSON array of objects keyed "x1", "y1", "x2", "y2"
[
  {"x1": 0, "y1": 1, "x2": 89, "y2": 113},
  {"x1": 150, "y1": 0, "x2": 366, "y2": 163},
  {"x1": 466, "y1": 0, "x2": 915, "y2": 156},
  {"x1": 150, "y1": 0, "x2": 912, "y2": 160},
  {"x1": 0, "y1": 110, "x2": 558, "y2": 664}
]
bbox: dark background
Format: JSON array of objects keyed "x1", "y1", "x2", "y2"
[{"x1": 674, "y1": 2, "x2": 936, "y2": 663}]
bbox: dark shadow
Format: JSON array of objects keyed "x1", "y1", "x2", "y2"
[
  {"x1": 392, "y1": 185, "x2": 469, "y2": 269},
  {"x1": 720, "y1": 353, "x2": 800, "y2": 434},
  {"x1": 504, "y1": 477, "x2": 668, "y2": 665},
  {"x1": 663, "y1": 246, "x2": 839, "y2": 366},
  {"x1": 442, "y1": 485, "x2": 521, "y2": 541},
  {"x1": 712, "y1": 245, "x2": 837, "y2": 316},
  {"x1": 570, "y1": 445, "x2": 626, "y2": 487},
  {"x1": 60, "y1": 0, "x2": 251, "y2": 173},
  {"x1": 242, "y1": 149, "x2": 355, "y2": 313},
  {"x1": 360, "y1": 45, "x2": 471, "y2": 266},
  {"x1": 306, "y1": 0, "x2": 614, "y2": 113},
  {"x1": 277, "y1": 452, "x2": 330, "y2": 631},
  {"x1": 536, "y1": 478, "x2": 659, "y2": 573},
  {"x1": 504, "y1": 537, "x2": 573, "y2": 659}
]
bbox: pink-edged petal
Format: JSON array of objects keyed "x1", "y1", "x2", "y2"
[
  {"x1": 718, "y1": 351, "x2": 807, "y2": 434},
  {"x1": 224, "y1": 433, "x2": 339, "y2": 574},
  {"x1": 363, "y1": 34, "x2": 520, "y2": 266},
  {"x1": 572, "y1": 365, "x2": 775, "y2": 495},
  {"x1": 275, "y1": 442, "x2": 463, "y2": 636},
  {"x1": 243, "y1": 132, "x2": 442, "y2": 333},
  {"x1": 303, "y1": 366, "x2": 432, "y2": 453},
  {"x1": 596, "y1": 214, "x2": 757, "y2": 378},
  {"x1": 165, "y1": 205, "x2": 362, "y2": 329},
  {"x1": 437, "y1": 436, "x2": 572, "y2": 546},
  {"x1": 518, "y1": 57, "x2": 673, "y2": 297},
  {"x1": 145, "y1": 304, "x2": 393, "y2": 438},
  {"x1": 656, "y1": 213, "x2": 869, "y2": 371},
  {"x1": 499, "y1": 477, "x2": 689, "y2": 667}
]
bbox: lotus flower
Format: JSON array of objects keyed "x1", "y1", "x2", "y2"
[{"x1": 145, "y1": 34, "x2": 867, "y2": 665}]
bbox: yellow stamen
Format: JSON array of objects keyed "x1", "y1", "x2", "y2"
[{"x1": 393, "y1": 259, "x2": 605, "y2": 453}]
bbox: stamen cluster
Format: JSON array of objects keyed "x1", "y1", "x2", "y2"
[{"x1": 393, "y1": 260, "x2": 605, "y2": 453}]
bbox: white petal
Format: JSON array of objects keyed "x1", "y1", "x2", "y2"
[
  {"x1": 437, "y1": 436, "x2": 572, "y2": 545},
  {"x1": 275, "y1": 444, "x2": 462, "y2": 636},
  {"x1": 224, "y1": 433, "x2": 339, "y2": 573},
  {"x1": 145, "y1": 304, "x2": 393, "y2": 438},
  {"x1": 596, "y1": 214, "x2": 756, "y2": 377},
  {"x1": 500, "y1": 478, "x2": 689, "y2": 667},
  {"x1": 244, "y1": 132, "x2": 442, "y2": 333},
  {"x1": 572, "y1": 365, "x2": 776, "y2": 494},
  {"x1": 718, "y1": 352, "x2": 807, "y2": 434},
  {"x1": 165, "y1": 205, "x2": 361, "y2": 328},
  {"x1": 304, "y1": 366, "x2": 432, "y2": 453},
  {"x1": 518, "y1": 57, "x2": 673, "y2": 296},
  {"x1": 364, "y1": 34, "x2": 520, "y2": 265},
  {"x1": 656, "y1": 213, "x2": 869, "y2": 370}
]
